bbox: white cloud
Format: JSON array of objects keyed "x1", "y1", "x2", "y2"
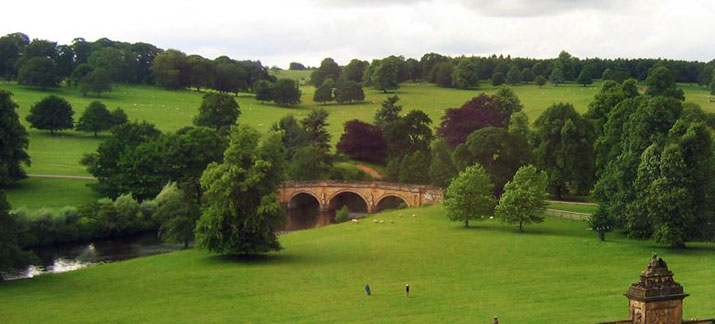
[{"x1": 1, "y1": 0, "x2": 713, "y2": 68}]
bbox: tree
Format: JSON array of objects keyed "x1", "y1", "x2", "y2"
[
  {"x1": 576, "y1": 69, "x2": 593, "y2": 86},
  {"x1": 506, "y1": 65, "x2": 521, "y2": 85},
  {"x1": 590, "y1": 206, "x2": 614, "y2": 241},
  {"x1": 430, "y1": 62, "x2": 454, "y2": 88},
  {"x1": 0, "y1": 191, "x2": 32, "y2": 279},
  {"x1": 495, "y1": 165, "x2": 548, "y2": 233},
  {"x1": 194, "y1": 93, "x2": 240, "y2": 131},
  {"x1": 342, "y1": 59, "x2": 369, "y2": 83},
  {"x1": 301, "y1": 108, "x2": 331, "y2": 152},
  {"x1": 26, "y1": 95, "x2": 74, "y2": 134},
  {"x1": 454, "y1": 127, "x2": 532, "y2": 196},
  {"x1": 0, "y1": 32, "x2": 29, "y2": 80},
  {"x1": 452, "y1": 59, "x2": 479, "y2": 89},
  {"x1": 384, "y1": 110, "x2": 433, "y2": 160},
  {"x1": 271, "y1": 115, "x2": 309, "y2": 160},
  {"x1": 371, "y1": 59, "x2": 400, "y2": 93},
  {"x1": 185, "y1": 55, "x2": 215, "y2": 91},
  {"x1": 549, "y1": 68, "x2": 564, "y2": 86},
  {"x1": 374, "y1": 95, "x2": 402, "y2": 129},
  {"x1": 81, "y1": 121, "x2": 163, "y2": 198},
  {"x1": 491, "y1": 72, "x2": 505, "y2": 86},
  {"x1": 429, "y1": 139, "x2": 458, "y2": 187},
  {"x1": 645, "y1": 66, "x2": 685, "y2": 100},
  {"x1": 535, "y1": 75, "x2": 547, "y2": 88},
  {"x1": 310, "y1": 58, "x2": 341, "y2": 86},
  {"x1": 288, "y1": 145, "x2": 332, "y2": 180},
  {"x1": 0, "y1": 90, "x2": 30, "y2": 186},
  {"x1": 399, "y1": 151, "x2": 431, "y2": 184},
  {"x1": 602, "y1": 68, "x2": 614, "y2": 81},
  {"x1": 17, "y1": 57, "x2": 59, "y2": 88},
  {"x1": 79, "y1": 68, "x2": 113, "y2": 96},
  {"x1": 313, "y1": 79, "x2": 335, "y2": 104},
  {"x1": 213, "y1": 61, "x2": 247, "y2": 95},
  {"x1": 337, "y1": 120, "x2": 387, "y2": 164},
  {"x1": 289, "y1": 62, "x2": 306, "y2": 70},
  {"x1": 110, "y1": 108, "x2": 128, "y2": 126},
  {"x1": 150, "y1": 49, "x2": 189, "y2": 90},
  {"x1": 76, "y1": 101, "x2": 114, "y2": 136},
  {"x1": 533, "y1": 103, "x2": 595, "y2": 199},
  {"x1": 437, "y1": 94, "x2": 510, "y2": 148},
  {"x1": 254, "y1": 79, "x2": 273, "y2": 102},
  {"x1": 195, "y1": 125, "x2": 286, "y2": 255},
  {"x1": 271, "y1": 78, "x2": 301, "y2": 106},
  {"x1": 521, "y1": 68, "x2": 535, "y2": 83},
  {"x1": 70, "y1": 63, "x2": 92, "y2": 85},
  {"x1": 334, "y1": 80, "x2": 364, "y2": 103},
  {"x1": 153, "y1": 182, "x2": 199, "y2": 248},
  {"x1": 444, "y1": 164, "x2": 495, "y2": 227}
]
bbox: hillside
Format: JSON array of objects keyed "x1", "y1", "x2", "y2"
[{"x1": 1, "y1": 205, "x2": 713, "y2": 323}]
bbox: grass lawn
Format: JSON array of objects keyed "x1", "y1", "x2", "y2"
[
  {"x1": 1, "y1": 205, "x2": 713, "y2": 323},
  {"x1": 546, "y1": 202, "x2": 598, "y2": 214},
  {"x1": 4, "y1": 177, "x2": 101, "y2": 211},
  {"x1": 1, "y1": 81, "x2": 713, "y2": 210}
]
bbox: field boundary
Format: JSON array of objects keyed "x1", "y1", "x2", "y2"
[{"x1": 546, "y1": 200, "x2": 597, "y2": 206}]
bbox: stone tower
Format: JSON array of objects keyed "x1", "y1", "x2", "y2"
[{"x1": 624, "y1": 254, "x2": 689, "y2": 324}]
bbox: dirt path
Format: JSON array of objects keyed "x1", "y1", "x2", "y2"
[
  {"x1": 351, "y1": 164, "x2": 383, "y2": 179},
  {"x1": 28, "y1": 174, "x2": 97, "y2": 180}
]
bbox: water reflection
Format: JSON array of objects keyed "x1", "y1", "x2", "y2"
[{"x1": 2, "y1": 232, "x2": 184, "y2": 281}]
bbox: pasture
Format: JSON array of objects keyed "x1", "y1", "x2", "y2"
[
  {"x1": 2, "y1": 80, "x2": 713, "y2": 211},
  {"x1": 1, "y1": 205, "x2": 713, "y2": 323}
]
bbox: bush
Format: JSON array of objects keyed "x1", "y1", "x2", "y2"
[{"x1": 336, "y1": 206, "x2": 350, "y2": 223}]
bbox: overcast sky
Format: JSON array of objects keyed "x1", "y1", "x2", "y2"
[{"x1": 3, "y1": 0, "x2": 714, "y2": 67}]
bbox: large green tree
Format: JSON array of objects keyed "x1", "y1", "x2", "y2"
[
  {"x1": 429, "y1": 139, "x2": 458, "y2": 188},
  {"x1": 451, "y1": 59, "x2": 479, "y2": 89},
  {"x1": 76, "y1": 101, "x2": 114, "y2": 136},
  {"x1": 398, "y1": 151, "x2": 431, "y2": 185},
  {"x1": 150, "y1": 49, "x2": 189, "y2": 90},
  {"x1": 0, "y1": 91, "x2": 30, "y2": 186},
  {"x1": 271, "y1": 115, "x2": 309, "y2": 160},
  {"x1": 549, "y1": 68, "x2": 564, "y2": 86},
  {"x1": 26, "y1": 95, "x2": 74, "y2": 134},
  {"x1": 645, "y1": 66, "x2": 684, "y2": 100},
  {"x1": 288, "y1": 145, "x2": 332, "y2": 180},
  {"x1": 79, "y1": 68, "x2": 113, "y2": 96},
  {"x1": 533, "y1": 103, "x2": 595, "y2": 199},
  {"x1": 334, "y1": 80, "x2": 364, "y2": 104},
  {"x1": 193, "y1": 93, "x2": 240, "y2": 131},
  {"x1": 301, "y1": 108, "x2": 331, "y2": 152},
  {"x1": 17, "y1": 57, "x2": 59, "y2": 88},
  {"x1": 310, "y1": 58, "x2": 341, "y2": 87},
  {"x1": 271, "y1": 79, "x2": 301, "y2": 106},
  {"x1": 374, "y1": 95, "x2": 402, "y2": 129},
  {"x1": 384, "y1": 110, "x2": 433, "y2": 160},
  {"x1": 495, "y1": 165, "x2": 548, "y2": 233},
  {"x1": 370, "y1": 59, "x2": 400, "y2": 93},
  {"x1": 444, "y1": 164, "x2": 495, "y2": 227},
  {"x1": 313, "y1": 79, "x2": 335, "y2": 104},
  {"x1": 153, "y1": 182, "x2": 200, "y2": 248},
  {"x1": 454, "y1": 127, "x2": 532, "y2": 196},
  {"x1": 195, "y1": 125, "x2": 286, "y2": 255}
]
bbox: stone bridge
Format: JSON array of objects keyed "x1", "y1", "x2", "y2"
[{"x1": 278, "y1": 181, "x2": 444, "y2": 228}]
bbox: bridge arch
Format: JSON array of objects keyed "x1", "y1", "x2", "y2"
[
  {"x1": 375, "y1": 194, "x2": 411, "y2": 212},
  {"x1": 287, "y1": 191, "x2": 321, "y2": 204}
]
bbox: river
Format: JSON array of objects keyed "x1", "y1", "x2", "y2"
[{"x1": 2, "y1": 232, "x2": 184, "y2": 281}]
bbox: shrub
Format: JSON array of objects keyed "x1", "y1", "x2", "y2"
[{"x1": 336, "y1": 206, "x2": 350, "y2": 223}]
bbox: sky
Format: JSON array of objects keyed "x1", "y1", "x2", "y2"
[{"x1": 2, "y1": 0, "x2": 714, "y2": 67}]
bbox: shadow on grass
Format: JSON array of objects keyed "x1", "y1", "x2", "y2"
[{"x1": 452, "y1": 220, "x2": 594, "y2": 239}]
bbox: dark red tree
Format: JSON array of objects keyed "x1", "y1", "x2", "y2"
[
  {"x1": 437, "y1": 94, "x2": 509, "y2": 148},
  {"x1": 336, "y1": 120, "x2": 388, "y2": 164}
]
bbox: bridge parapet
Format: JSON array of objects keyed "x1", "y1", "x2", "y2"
[{"x1": 278, "y1": 180, "x2": 443, "y2": 213}]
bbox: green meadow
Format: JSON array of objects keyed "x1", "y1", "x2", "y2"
[
  {"x1": 1, "y1": 205, "x2": 713, "y2": 323},
  {"x1": 2, "y1": 80, "x2": 714, "y2": 211}
]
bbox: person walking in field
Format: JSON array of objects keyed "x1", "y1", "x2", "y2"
[
  {"x1": 405, "y1": 284, "x2": 410, "y2": 297},
  {"x1": 365, "y1": 284, "x2": 371, "y2": 296}
]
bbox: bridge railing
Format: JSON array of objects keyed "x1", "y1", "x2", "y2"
[{"x1": 280, "y1": 180, "x2": 443, "y2": 193}]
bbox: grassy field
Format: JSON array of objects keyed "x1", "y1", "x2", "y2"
[
  {"x1": 1, "y1": 205, "x2": 713, "y2": 323},
  {"x1": 2, "y1": 80, "x2": 713, "y2": 211},
  {"x1": 546, "y1": 202, "x2": 598, "y2": 214},
  {"x1": 4, "y1": 177, "x2": 100, "y2": 212}
]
